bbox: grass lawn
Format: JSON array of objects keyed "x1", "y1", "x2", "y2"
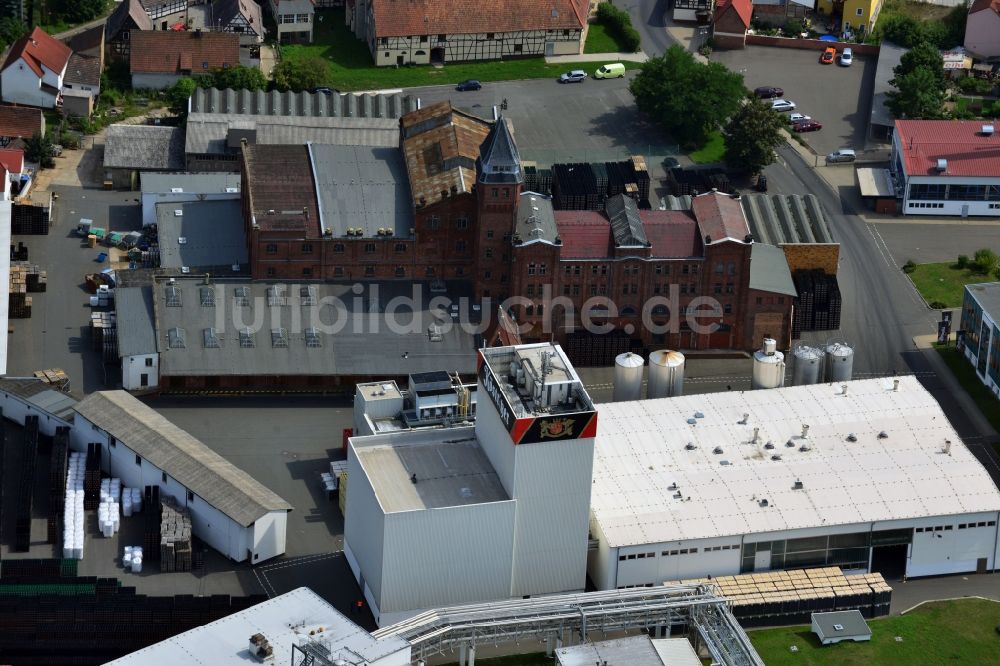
[
  {"x1": 933, "y1": 343, "x2": 1000, "y2": 447},
  {"x1": 282, "y1": 10, "x2": 640, "y2": 91},
  {"x1": 751, "y1": 598, "x2": 1000, "y2": 666},
  {"x1": 584, "y1": 22, "x2": 626, "y2": 54},
  {"x1": 954, "y1": 96, "x2": 1000, "y2": 118},
  {"x1": 689, "y1": 131, "x2": 726, "y2": 164},
  {"x1": 906, "y1": 262, "x2": 990, "y2": 308}
]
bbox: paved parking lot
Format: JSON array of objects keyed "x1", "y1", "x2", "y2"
[
  {"x1": 712, "y1": 45, "x2": 876, "y2": 156},
  {"x1": 868, "y1": 221, "x2": 1000, "y2": 265}
]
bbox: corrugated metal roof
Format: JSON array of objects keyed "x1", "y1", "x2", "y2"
[
  {"x1": 156, "y1": 200, "x2": 247, "y2": 269},
  {"x1": 591, "y1": 376, "x2": 1000, "y2": 548},
  {"x1": 106, "y1": 587, "x2": 410, "y2": 665},
  {"x1": 116, "y1": 287, "x2": 158, "y2": 357},
  {"x1": 74, "y1": 391, "x2": 292, "y2": 527},
  {"x1": 104, "y1": 125, "x2": 184, "y2": 170},
  {"x1": 190, "y1": 87, "x2": 417, "y2": 118},
  {"x1": 749, "y1": 243, "x2": 797, "y2": 296},
  {"x1": 895, "y1": 119, "x2": 1000, "y2": 177},
  {"x1": 185, "y1": 113, "x2": 402, "y2": 155},
  {"x1": 154, "y1": 280, "x2": 478, "y2": 378},
  {"x1": 309, "y1": 143, "x2": 412, "y2": 237},
  {"x1": 742, "y1": 194, "x2": 835, "y2": 245},
  {"x1": 0, "y1": 377, "x2": 77, "y2": 420},
  {"x1": 607, "y1": 194, "x2": 648, "y2": 247}
]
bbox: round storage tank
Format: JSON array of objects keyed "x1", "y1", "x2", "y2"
[
  {"x1": 647, "y1": 350, "x2": 685, "y2": 398},
  {"x1": 792, "y1": 345, "x2": 823, "y2": 385},
  {"x1": 613, "y1": 352, "x2": 644, "y2": 402},
  {"x1": 752, "y1": 338, "x2": 786, "y2": 390},
  {"x1": 824, "y1": 340, "x2": 854, "y2": 383}
]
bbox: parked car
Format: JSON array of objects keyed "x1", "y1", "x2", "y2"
[
  {"x1": 754, "y1": 86, "x2": 784, "y2": 98},
  {"x1": 312, "y1": 87, "x2": 338, "y2": 95},
  {"x1": 559, "y1": 70, "x2": 587, "y2": 83},
  {"x1": 455, "y1": 80, "x2": 482, "y2": 91},
  {"x1": 820, "y1": 47, "x2": 837, "y2": 64},
  {"x1": 771, "y1": 99, "x2": 797, "y2": 112},
  {"x1": 793, "y1": 120, "x2": 823, "y2": 132},
  {"x1": 788, "y1": 113, "x2": 811, "y2": 124},
  {"x1": 594, "y1": 63, "x2": 626, "y2": 79},
  {"x1": 839, "y1": 47, "x2": 854, "y2": 66},
  {"x1": 826, "y1": 148, "x2": 857, "y2": 163}
]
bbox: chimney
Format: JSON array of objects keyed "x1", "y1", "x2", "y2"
[{"x1": 801, "y1": 424, "x2": 809, "y2": 439}]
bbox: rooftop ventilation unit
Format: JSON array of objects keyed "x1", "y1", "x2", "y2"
[
  {"x1": 936, "y1": 159, "x2": 947, "y2": 172},
  {"x1": 684, "y1": 442, "x2": 697, "y2": 450},
  {"x1": 770, "y1": 454, "x2": 782, "y2": 461},
  {"x1": 793, "y1": 480, "x2": 804, "y2": 490},
  {"x1": 713, "y1": 446, "x2": 724, "y2": 455},
  {"x1": 764, "y1": 441, "x2": 774, "y2": 450},
  {"x1": 878, "y1": 431, "x2": 889, "y2": 439},
  {"x1": 759, "y1": 499, "x2": 769, "y2": 507},
  {"x1": 846, "y1": 433, "x2": 857, "y2": 442},
  {"x1": 983, "y1": 124, "x2": 995, "y2": 136}
]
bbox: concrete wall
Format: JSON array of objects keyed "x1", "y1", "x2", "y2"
[
  {"x1": 781, "y1": 244, "x2": 840, "y2": 275},
  {"x1": 122, "y1": 354, "x2": 159, "y2": 391},
  {"x1": 0, "y1": 388, "x2": 73, "y2": 437}
]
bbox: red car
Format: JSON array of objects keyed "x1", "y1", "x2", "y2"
[
  {"x1": 820, "y1": 47, "x2": 837, "y2": 64},
  {"x1": 793, "y1": 120, "x2": 823, "y2": 132}
]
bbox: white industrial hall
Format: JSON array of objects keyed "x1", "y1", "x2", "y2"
[{"x1": 588, "y1": 375, "x2": 1000, "y2": 590}]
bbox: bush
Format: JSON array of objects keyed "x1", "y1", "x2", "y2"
[
  {"x1": 902, "y1": 259, "x2": 917, "y2": 273},
  {"x1": 958, "y1": 77, "x2": 994, "y2": 95},
  {"x1": 957, "y1": 254, "x2": 969, "y2": 269},
  {"x1": 973, "y1": 248, "x2": 999, "y2": 275},
  {"x1": 930, "y1": 300, "x2": 949, "y2": 309},
  {"x1": 596, "y1": 2, "x2": 641, "y2": 53}
]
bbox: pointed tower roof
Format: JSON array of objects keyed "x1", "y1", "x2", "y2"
[{"x1": 477, "y1": 116, "x2": 522, "y2": 184}]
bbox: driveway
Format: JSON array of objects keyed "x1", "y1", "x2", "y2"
[{"x1": 712, "y1": 45, "x2": 877, "y2": 156}]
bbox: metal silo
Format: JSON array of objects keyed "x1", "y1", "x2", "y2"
[
  {"x1": 792, "y1": 344, "x2": 824, "y2": 385},
  {"x1": 648, "y1": 350, "x2": 685, "y2": 398},
  {"x1": 824, "y1": 339, "x2": 855, "y2": 383},
  {"x1": 613, "y1": 352, "x2": 644, "y2": 402},
  {"x1": 752, "y1": 338, "x2": 786, "y2": 390}
]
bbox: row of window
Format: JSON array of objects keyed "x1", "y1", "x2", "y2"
[
  {"x1": 617, "y1": 583, "x2": 656, "y2": 589},
  {"x1": 916, "y1": 521, "x2": 995, "y2": 533},
  {"x1": 618, "y1": 544, "x2": 738, "y2": 562},
  {"x1": 909, "y1": 183, "x2": 1000, "y2": 201},
  {"x1": 278, "y1": 13, "x2": 311, "y2": 23},
  {"x1": 908, "y1": 202, "x2": 944, "y2": 209}
]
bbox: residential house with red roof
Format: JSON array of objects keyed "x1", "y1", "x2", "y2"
[
  {"x1": 965, "y1": 0, "x2": 1000, "y2": 59},
  {"x1": 363, "y1": 0, "x2": 589, "y2": 66},
  {"x1": 0, "y1": 27, "x2": 73, "y2": 109},
  {"x1": 129, "y1": 31, "x2": 242, "y2": 90},
  {"x1": 0, "y1": 106, "x2": 45, "y2": 148},
  {"x1": 890, "y1": 120, "x2": 1000, "y2": 217},
  {"x1": 713, "y1": 0, "x2": 752, "y2": 49},
  {"x1": 0, "y1": 148, "x2": 25, "y2": 202}
]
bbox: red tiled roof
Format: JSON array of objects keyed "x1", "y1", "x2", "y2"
[
  {"x1": 715, "y1": 0, "x2": 752, "y2": 27},
  {"x1": 372, "y1": 0, "x2": 588, "y2": 37},
  {"x1": 969, "y1": 0, "x2": 1000, "y2": 15},
  {"x1": 0, "y1": 105, "x2": 44, "y2": 138},
  {"x1": 554, "y1": 211, "x2": 612, "y2": 258},
  {"x1": 640, "y1": 210, "x2": 701, "y2": 257},
  {"x1": 2, "y1": 27, "x2": 73, "y2": 78},
  {"x1": 130, "y1": 32, "x2": 241, "y2": 74},
  {"x1": 691, "y1": 191, "x2": 750, "y2": 245},
  {"x1": 895, "y1": 120, "x2": 1000, "y2": 177},
  {"x1": 0, "y1": 148, "x2": 25, "y2": 175}
]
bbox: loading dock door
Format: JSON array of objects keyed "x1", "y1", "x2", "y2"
[
  {"x1": 754, "y1": 548, "x2": 771, "y2": 572},
  {"x1": 871, "y1": 544, "x2": 908, "y2": 580}
]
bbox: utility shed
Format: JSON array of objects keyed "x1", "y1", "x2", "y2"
[
  {"x1": 811, "y1": 610, "x2": 871, "y2": 645},
  {"x1": 72, "y1": 391, "x2": 292, "y2": 563}
]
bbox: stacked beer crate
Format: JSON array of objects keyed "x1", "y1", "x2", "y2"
[
  {"x1": 47, "y1": 427, "x2": 69, "y2": 544},
  {"x1": 8, "y1": 263, "x2": 31, "y2": 319},
  {"x1": 159, "y1": 498, "x2": 192, "y2": 573},
  {"x1": 143, "y1": 485, "x2": 162, "y2": 562},
  {"x1": 84, "y1": 443, "x2": 102, "y2": 511},
  {"x1": 14, "y1": 416, "x2": 39, "y2": 552},
  {"x1": 90, "y1": 312, "x2": 116, "y2": 351}
]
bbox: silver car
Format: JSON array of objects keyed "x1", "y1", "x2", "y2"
[
  {"x1": 559, "y1": 70, "x2": 587, "y2": 83},
  {"x1": 771, "y1": 99, "x2": 796, "y2": 112},
  {"x1": 826, "y1": 149, "x2": 856, "y2": 163}
]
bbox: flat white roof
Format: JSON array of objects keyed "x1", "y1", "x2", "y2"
[
  {"x1": 591, "y1": 376, "x2": 1000, "y2": 548},
  {"x1": 106, "y1": 587, "x2": 410, "y2": 665}
]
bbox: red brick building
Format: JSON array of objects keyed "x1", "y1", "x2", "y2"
[
  {"x1": 713, "y1": 0, "x2": 752, "y2": 49},
  {"x1": 239, "y1": 102, "x2": 796, "y2": 351}
]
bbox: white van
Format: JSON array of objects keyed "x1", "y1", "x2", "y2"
[{"x1": 594, "y1": 63, "x2": 626, "y2": 79}]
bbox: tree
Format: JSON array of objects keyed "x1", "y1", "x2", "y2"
[
  {"x1": 630, "y1": 46, "x2": 746, "y2": 148},
  {"x1": 273, "y1": 57, "x2": 330, "y2": 92},
  {"x1": 165, "y1": 77, "x2": 197, "y2": 116},
  {"x1": 885, "y1": 68, "x2": 945, "y2": 119},
  {"x1": 55, "y1": 0, "x2": 108, "y2": 22},
  {"x1": 893, "y1": 41, "x2": 945, "y2": 93},
  {"x1": 0, "y1": 16, "x2": 26, "y2": 51},
  {"x1": 722, "y1": 99, "x2": 787, "y2": 173},
  {"x1": 24, "y1": 131, "x2": 55, "y2": 169},
  {"x1": 204, "y1": 65, "x2": 268, "y2": 91},
  {"x1": 973, "y1": 248, "x2": 999, "y2": 276}
]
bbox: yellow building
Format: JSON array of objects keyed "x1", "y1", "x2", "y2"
[{"x1": 817, "y1": 0, "x2": 883, "y2": 39}]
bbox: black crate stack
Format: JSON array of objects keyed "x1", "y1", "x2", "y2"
[
  {"x1": 564, "y1": 331, "x2": 634, "y2": 367},
  {"x1": 14, "y1": 416, "x2": 40, "y2": 552},
  {"x1": 84, "y1": 443, "x2": 101, "y2": 511},
  {"x1": 10, "y1": 201, "x2": 50, "y2": 235},
  {"x1": 550, "y1": 157, "x2": 652, "y2": 211},
  {"x1": 47, "y1": 427, "x2": 69, "y2": 544},
  {"x1": 9, "y1": 241, "x2": 28, "y2": 261},
  {"x1": 143, "y1": 485, "x2": 161, "y2": 562},
  {"x1": 665, "y1": 166, "x2": 730, "y2": 197},
  {"x1": 0, "y1": 413, "x2": 5, "y2": 546},
  {"x1": 792, "y1": 271, "x2": 843, "y2": 338}
]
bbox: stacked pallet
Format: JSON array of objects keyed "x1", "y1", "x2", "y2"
[
  {"x1": 10, "y1": 200, "x2": 50, "y2": 234},
  {"x1": 10, "y1": 241, "x2": 28, "y2": 261},
  {"x1": 674, "y1": 567, "x2": 892, "y2": 628},
  {"x1": 47, "y1": 427, "x2": 69, "y2": 544},
  {"x1": 83, "y1": 443, "x2": 101, "y2": 511},
  {"x1": 143, "y1": 486, "x2": 162, "y2": 562},
  {"x1": 160, "y1": 498, "x2": 192, "y2": 573},
  {"x1": 14, "y1": 416, "x2": 40, "y2": 552},
  {"x1": 8, "y1": 264, "x2": 33, "y2": 319},
  {"x1": 665, "y1": 166, "x2": 732, "y2": 197},
  {"x1": 90, "y1": 312, "x2": 116, "y2": 351},
  {"x1": 792, "y1": 271, "x2": 842, "y2": 338},
  {"x1": 550, "y1": 157, "x2": 652, "y2": 211},
  {"x1": 523, "y1": 162, "x2": 554, "y2": 195},
  {"x1": 563, "y1": 330, "x2": 637, "y2": 367},
  {"x1": 33, "y1": 368, "x2": 69, "y2": 391}
]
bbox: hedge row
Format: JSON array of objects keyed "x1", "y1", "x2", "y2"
[{"x1": 596, "y1": 3, "x2": 641, "y2": 53}]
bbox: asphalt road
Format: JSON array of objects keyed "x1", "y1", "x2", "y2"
[
  {"x1": 871, "y1": 222, "x2": 1000, "y2": 265},
  {"x1": 406, "y1": 76, "x2": 679, "y2": 166},
  {"x1": 621, "y1": 0, "x2": 676, "y2": 56}
]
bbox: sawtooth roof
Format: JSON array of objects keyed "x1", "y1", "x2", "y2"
[{"x1": 75, "y1": 391, "x2": 292, "y2": 526}]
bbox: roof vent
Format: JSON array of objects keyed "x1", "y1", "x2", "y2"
[
  {"x1": 669, "y1": 482, "x2": 678, "y2": 490},
  {"x1": 738, "y1": 413, "x2": 749, "y2": 425},
  {"x1": 878, "y1": 431, "x2": 889, "y2": 439},
  {"x1": 764, "y1": 441, "x2": 774, "y2": 450},
  {"x1": 170, "y1": 187, "x2": 183, "y2": 193},
  {"x1": 673, "y1": 491, "x2": 683, "y2": 499},
  {"x1": 684, "y1": 442, "x2": 697, "y2": 450},
  {"x1": 799, "y1": 443, "x2": 811, "y2": 452},
  {"x1": 770, "y1": 454, "x2": 782, "y2": 461},
  {"x1": 936, "y1": 158, "x2": 947, "y2": 172},
  {"x1": 793, "y1": 479, "x2": 804, "y2": 490},
  {"x1": 759, "y1": 499, "x2": 769, "y2": 507},
  {"x1": 982, "y1": 124, "x2": 995, "y2": 136},
  {"x1": 686, "y1": 418, "x2": 697, "y2": 425},
  {"x1": 713, "y1": 446, "x2": 724, "y2": 455},
  {"x1": 785, "y1": 440, "x2": 795, "y2": 448},
  {"x1": 846, "y1": 433, "x2": 857, "y2": 442},
  {"x1": 694, "y1": 411, "x2": 704, "y2": 419},
  {"x1": 720, "y1": 460, "x2": 731, "y2": 466}
]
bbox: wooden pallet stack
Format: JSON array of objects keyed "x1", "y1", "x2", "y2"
[
  {"x1": 8, "y1": 264, "x2": 32, "y2": 319},
  {"x1": 159, "y1": 498, "x2": 192, "y2": 573},
  {"x1": 90, "y1": 312, "x2": 116, "y2": 351},
  {"x1": 34, "y1": 368, "x2": 70, "y2": 391}
]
